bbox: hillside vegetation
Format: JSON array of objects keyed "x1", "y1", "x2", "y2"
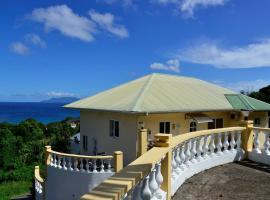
[{"x1": 0, "y1": 118, "x2": 79, "y2": 199}]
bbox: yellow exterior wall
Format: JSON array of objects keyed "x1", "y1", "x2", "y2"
[
  {"x1": 80, "y1": 110, "x2": 269, "y2": 166},
  {"x1": 138, "y1": 111, "x2": 232, "y2": 139},
  {"x1": 248, "y1": 111, "x2": 269, "y2": 148},
  {"x1": 249, "y1": 112, "x2": 268, "y2": 128},
  {"x1": 80, "y1": 110, "x2": 138, "y2": 166}
]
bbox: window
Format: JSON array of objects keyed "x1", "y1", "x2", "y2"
[
  {"x1": 190, "y1": 121, "x2": 197, "y2": 132},
  {"x1": 216, "y1": 118, "x2": 223, "y2": 128},
  {"x1": 83, "y1": 135, "x2": 88, "y2": 152},
  {"x1": 109, "y1": 120, "x2": 120, "y2": 137},
  {"x1": 208, "y1": 118, "x2": 223, "y2": 129},
  {"x1": 254, "y1": 118, "x2": 261, "y2": 126},
  {"x1": 159, "y1": 122, "x2": 170, "y2": 134}
]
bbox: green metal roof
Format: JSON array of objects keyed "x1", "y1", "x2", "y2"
[
  {"x1": 65, "y1": 73, "x2": 241, "y2": 113},
  {"x1": 225, "y1": 94, "x2": 270, "y2": 111}
]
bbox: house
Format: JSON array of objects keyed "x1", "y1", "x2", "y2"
[{"x1": 65, "y1": 73, "x2": 270, "y2": 165}]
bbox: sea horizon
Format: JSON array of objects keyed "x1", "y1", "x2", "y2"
[{"x1": 0, "y1": 102, "x2": 79, "y2": 124}]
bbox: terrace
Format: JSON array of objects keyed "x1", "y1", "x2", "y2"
[{"x1": 35, "y1": 120, "x2": 270, "y2": 199}]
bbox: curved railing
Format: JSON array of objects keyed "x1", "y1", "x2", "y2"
[
  {"x1": 80, "y1": 127, "x2": 246, "y2": 200},
  {"x1": 45, "y1": 147, "x2": 114, "y2": 173},
  {"x1": 35, "y1": 166, "x2": 44, "y2": 200},
  {"x1": 248, "y1": 127, "x2": 270, "y2": 165}
]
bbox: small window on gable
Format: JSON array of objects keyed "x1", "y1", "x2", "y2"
[
  {"x1": 190, "y1": 121, "x2": 197, "y2": 132},
  {"x1": 109, "y1": 120, "x2": 120, "y2": 137},
  {"x1": 159, "y1": 122, "x2": 170, "y2": 134},
  {"x1": 254, "y1": 118, "x2": 261, "y2": 126},
  {"x1": 83, "y1": 135, "x2": 88, "y2": 152}
]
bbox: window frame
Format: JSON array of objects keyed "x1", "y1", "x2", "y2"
[
  {"x1": 82, "y1": 135, "x2": 88, "y2": 152},
  {"x1": 190, "y1": 121, "x2": 197, "y2": 132},
  {"x1": 208, "y1": 118, "x2": 224, "y2": 129},
  {"x1": 109, "y1": 120, "x2": 120, "y2": 138},
  {"x1": 254, "y1": 117, "x2": 261, "y2": 126},
  {"x1": 159, "y1": 121, "x2": 171, "y2": 134}
]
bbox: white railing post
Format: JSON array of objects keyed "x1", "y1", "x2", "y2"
[
  {"x1": 217, "y1": 133, "x2": 223, "y2": 155},
  {"x1": 180, "y1": 142, "x2": 186, "y2": 170},
  {"x1": 253, "y1": 129, "x2": 261, "y2": 153},
  {"x1": 236, "y1": 131, "x2": 242, "y2": 151},
  {"x1": 141, "y1": 175, "x2": 152, "y2": 200},
  {"x1": 230, "y1": 131, "x2": 236, "y2": 152},
  {"x1": 223, "y1": 132, "x2": 229, "y2": 153},
  {"x1": 263, "y1": 131, "x2": 270, "y2": 155},
  {"x1": 191, "y1": 138, "x2": 197, "y2": 163},
  {"x1": 209, "y1": 134, "x2": 216, "y2": 157},
  {"x1": 196, "y1": 136, "x2": 203, "y2": 161}
]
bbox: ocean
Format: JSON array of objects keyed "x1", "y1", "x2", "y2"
[{"x1": 0, "y1": 102, "x2": 80, "y2": 124}]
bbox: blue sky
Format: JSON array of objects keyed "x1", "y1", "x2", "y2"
[{"x1": 2, "y1": 0, "x2": 270, "y2": 102}]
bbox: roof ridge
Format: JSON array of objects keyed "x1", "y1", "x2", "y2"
[{"x1": 131, "y1": 73, "x2": 156, "y2": 112}]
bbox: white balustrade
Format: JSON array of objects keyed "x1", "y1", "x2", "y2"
[
  {"x1": 216, "y1": 133, "x2": 222, "y2": 155},
  {"x1": 209, "y1": 134, "x2": 216, "y2": 157},
  {"x1": 223, "y1": 132, "x2": 229, "y2": 153},
  {"x1": 46, "y1": 149, "x2": 114, "y2": 173},
  {"x1": 253, "y1": 129, "x2": 261, "y2": 153},
  {"x1": 124, "y1": 159, "x2": 166, "y2": 200},
  {"x1": 35, "y1": 179, "x2": 43, "y2": 194},
  {"x1": 230, "y1": 132, "x2": 236, "y2": 152},
  {"x1": 102, "y1": 128, "x2": 246, "y2": 200},
  {"x1": 191, "y1": 138, "x2": 197, "y2": 163},
  {"x1": 264, "y1": 132, "x2": 270, "y2": 155},
  {"x1": 202, "y1": 135, "x2": 210, "y2": 158},
  {"x1": 249, "y1": 128, "x2": 270, "y2": 165}
]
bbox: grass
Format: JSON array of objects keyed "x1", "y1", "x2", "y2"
[{"x1": 0, "y1": 181, "x2": 32, "y2": 200}]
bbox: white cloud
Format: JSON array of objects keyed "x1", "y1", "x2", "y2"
[
  {"x1": 9, "y1": 42, "x2": 29, "y2": 55},
  {"x1": 181, "y1": 0, "x2": 226, "y2": 16},
  {"x1": 46, "y1": 91, "x2": 78, "y2": 98},
  {"x1": 150, "y1": 59, "x2": 180, "y2": 72},
  {"x1": 153, "y1": 0, "x2": 227, "y2": 17},
  {"x1": 177, "y1": 39, "x2": 270, "y2": 68},
  {"x1": 29, "y1": 5, "x2": 96, "y2": 42},
  {"x1": 214, "y1": 79, "x2": 270, "y2": 92},
  {"x1": 89, "y1": 10, "x2": 129, "y2": 38},
  {"x1": 25, "y1": 34, "x2": 46, "y2": 48},
  {"x1": 99, "y1": 0, "x2": 134, "y2": 8}
]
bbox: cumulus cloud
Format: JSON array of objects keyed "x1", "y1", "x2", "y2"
[
  {"x1": 153, "y1": 0, "x2": 227, "y2": 17},
  {"x1": 150, "y1": 59, "x2": 180, "y2": 72},
  {"x1": 29, "y1": 5, "x2": 96, "y2": 42},
  {"x1": 177, "y1": 39, "x2": 270, "y2": 68},
  {"x1": 28, "y1": 5, "x2": 129, "y2": 41},
  {"x1": 46, "y1": 91, "x2": 78, "y2": 98},
  {"x1": 89, "y1": 10, "x2": 129, "y2": 38},
  {"x1": 25, "y1": 34, "x2": 46, "y2": 48},
  {"x1": 9, "y1": 42, "x2": 29, "y2": 55},
  {"x1": 99, "y1": 0, "x2": 134, "y2": 8}
]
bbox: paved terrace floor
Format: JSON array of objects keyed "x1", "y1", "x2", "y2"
[{"x1": 173, "y1": 160, "x2": 270, "y2": 200}]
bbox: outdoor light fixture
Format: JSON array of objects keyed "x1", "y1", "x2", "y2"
[{"x1": 241, "y1": 110, "x2": 250, "y2": 117}]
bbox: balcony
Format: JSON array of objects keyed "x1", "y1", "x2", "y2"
[{"x1": 80, "y1": 121, "x2": 270, "y2": 200}]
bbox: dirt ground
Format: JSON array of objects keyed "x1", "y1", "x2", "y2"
[{"x1": 173, "y1": 160, "x2": 270, "y2": 200}]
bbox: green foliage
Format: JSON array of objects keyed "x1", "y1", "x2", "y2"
[
  {"x1": 0, "y1": 117, "x2": 80, "y2": 186},
  {"x1": 0, "y1": 181, "x2": 32, "y2": 200},
  {"x1": 249, "y1": 85, "x2": 270, "y2": 104}
]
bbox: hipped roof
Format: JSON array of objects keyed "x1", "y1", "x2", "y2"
[{"x1": 65, "y1": 73, "x2": 270, "y2": 113}]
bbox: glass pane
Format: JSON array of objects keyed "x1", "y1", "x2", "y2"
[
  {"x1": 115, "y1": 121, "x2": 119, "y2": 137},
  {"x1": 109, "y1": 120, "x2": 114, "y2": 136},
  {"x1": 165, "y1": 122, "x2": 170, "y2": 133},
  {"x1": 208, "y1": 120, "x2": 215, "y2": 129},
  {"x1": 160, "y1": 122, "x2": 164, "y2": 133},
  {"x1": 216, "y1": 118, "x2": 223, "y2": 128}
]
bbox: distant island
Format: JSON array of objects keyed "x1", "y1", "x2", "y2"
[{"x1": 40, "y1": 97, "x2": 80, "y2": 104}]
